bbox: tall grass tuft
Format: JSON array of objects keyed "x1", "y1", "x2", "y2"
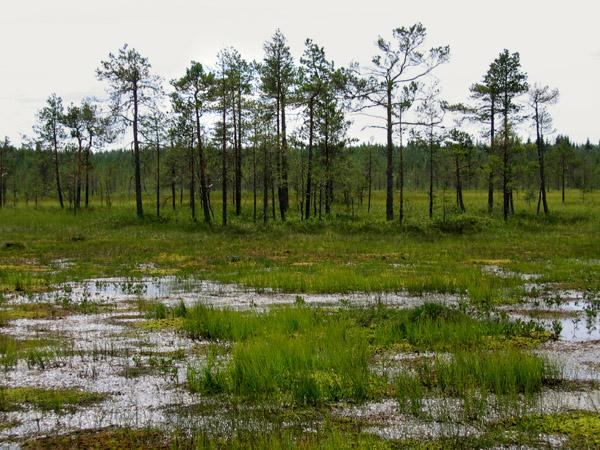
[{"x1": 396, "y1": 349, "x2": 559, "y2": 417}]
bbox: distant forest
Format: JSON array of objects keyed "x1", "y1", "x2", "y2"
[{"x1": 0, "y1": 24, "x2": 598, "y2": 222}]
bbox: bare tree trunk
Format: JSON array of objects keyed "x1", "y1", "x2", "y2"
[
  {"x1": 155, "y1": 136, "x2": 160, "y2": 218},
  {"x1": 325, "y1": 110, "x2": 332, "y2": 215},
  {"x1": 535, "y1": 105, "x2": 549, "y2": 215},
  {"x1": 53, "y1": 128, "x2": 64, "y2": 209},
  {"x1": 190, "y1": 131, "x2": 196, "y2": 221},
  {"x1": 429, "y1": 125, "x2": 434, "y2": 219},
  {"x1": 132, "y1": 82, "x2": 143, "y2": 218},
  {"x1": 305, "y1": 97, "x2": 314, "y2": 220},
  {"x1": 235, "y1": 85, "x2": 242, "y2": 216},
  {"x1": 85, "y1": 138, "x2": 91, "y2": 208},
  {"x1": 398, "y1": 112, "x2": 404, "y2": 222},
  {"x1": 231, "y1": 92, "x2": 239, "y2": 215},
  {"x1": 253, "y1": 143, "x2": 257, "y2": 223},
  {"x1": 271, "y1": 179, "x2": 276, "y2": 220},
  {"x1": 75, "y1": 138, "x2": 83, "y2": 211},
  {"x1": 367, "y1": 146, "x2": 372, "y2": 214},
  {"x1": 488, "y1": 98, "x2": 495, "y2": 212},
  {"x1": 280, "y1": 93, "x2": 289, "y2": 220},
  {"x1": 385, "y1": 83, "x2": 394, "y2": 220},
  {"x1": 222, "y1": 99, "x2": 228, "y2": 226},
  {"x1": 502, "y1": 97, "x2": 509, "y2": 221},
  {"x1": 171, "y1": 165, "x2": 176, "y2": 211},
  {"x1": 275, "y1": 96, "x2": 283, "y2": 221},
  {"x1": 561, "y1": 154, "x2": 566, "y2": 204},
  {"x1": 194, "y1": 107, "x2": 211, "y2": 224},
  {"x1": 263, "y1": 143, "x2": 268, "y2": 224},
  {"x1": 455, "y1": 155, "x2": 465, "y2": 212}
]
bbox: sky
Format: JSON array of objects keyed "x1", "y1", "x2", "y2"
[{"x1": 0, "y1": 0, "x2": 598, "y2": 147}]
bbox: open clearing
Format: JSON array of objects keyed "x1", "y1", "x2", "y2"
[{"x1": 1, "y1": 193, "x2": 599, "y2": 449}]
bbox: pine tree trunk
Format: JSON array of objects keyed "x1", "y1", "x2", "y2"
[
  {"x1": 222, "y1": 99, "x2": 227, "y2": 226},
  {"x1": 385, "y1": 83, "x2": 394, "y2": 221},
  {"x1": 305, "y1": 97, "x2": 314, "y2": 220},
  {"x1": 132, "y1": 82, "x2": 144, "y2": 218},
  {"x1": 488, "y1": 98, "x2": 495, "y2": 212}
]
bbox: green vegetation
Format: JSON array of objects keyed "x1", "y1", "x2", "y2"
[
  {"x1": 21, "y1": 414, "x2": 600, "y2": 450},
  {"x1": 0, "y1": 386, "x2": 106, "y2": 413},
  {"x1": 1, "y1": 194, "x2": 598, "y2": 448},
  {"x1": 22, "y1": 428, "x2": 168, "y2": 450},
  {"x1": 186, "y1": 306, "x2": 377, "y2": 404},
  {"x1": 506, "y1": 412, "x2": 600, "y2": 448},
  {"x1": 0, "y1": 190, "x2": 599, "y2": 299},
  {"x1": 0, "y1": 334, "x2": 59, "y2": 370},
  {"x1": 395, "y1": 350, "x2": 557, "y2": 417},
  {"x1": 0, "y1": 12, "x2": 598, "y2": 450},
  {"x1": 23, "y1": 425, "x2": 396, "y2": 450},
  {"x1": 184, "y1": 303, "x2": 552, "y2": 409}
]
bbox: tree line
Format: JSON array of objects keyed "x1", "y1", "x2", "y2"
[{"x1": 1, "y1": 24, "x2": 598, "y2": 222}]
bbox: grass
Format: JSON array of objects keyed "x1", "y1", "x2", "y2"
[
  {"x1": 22, "y1": 413, "x2": 600, "y2": 449},
  {"x1": 184, "y1": 303, "x2": 552, "y2": 408},
  {"x1": 395, "y1": 350, "x2": 558, "y2": 418},
  {"x1": 0, "y1": 190, "x2": 598, "y2": 298},
  {"x1": 0, "y1": 334, "x2": 59, "y2": 370},
  {"x1": 1, "y1": 189, "x2": 598, "y2": 447},
  {"x1": 186, "y1": 306, "x2": 380, "y2": 405}
]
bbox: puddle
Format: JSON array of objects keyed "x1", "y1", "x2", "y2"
[
  {"x1": 337, "y1": 398, "x2": 479, "y2": 440},
  {"x1": 0, "y1": 310, "x2": 204, "y2": 442},
  {"x1": 504, "y1": 295, "x2": 600, "y2": 342},
  {"x1": 3, "y1": 313, "x2": 193, "y2": 354},
  {"x1": 0, "y1": 277, "x2": 460, "y2": 444},
  {"x1": 51, "y1": 259, "x2": 74, "y2": 270},
  {"x1": 6, "y1": 276, "x2": 460, "y2": 310},
  {"x1": 535, "y1": 340, "x2": 600, "y2": 381},
  {"x1": 1, "y1": 276, "x2": 598, "y2": 445},
  {"x1": 338, "y1": 388, "x2": 600, "y2": 441},
  {"x1": 481, "y1": 265, "x2": 541, "y2": 281}
]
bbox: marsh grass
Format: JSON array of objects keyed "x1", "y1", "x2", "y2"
[
  {"x1": 187, "y1": 306, "x2": 378, "y2": 405},
  {"x1": 1, "y1": 190, "x2": 599, "y2": 298},
  {"x1": 22, "y1": 428, "x2": 169, "y2": 449},
  {"x1": 185, "y1": 303, "x2": 551, "y2": 407},
  {"x1": 0, "y1": 334, "x2": 58, "y2": 370},
  {"x1": 175, "y1": 427, "x2": 392, "y2": 450},
  {"x1": 1, "y1": 191, "x2": 597, "y2": 446},
  {"x1": 395, "y1": 349, "x2": 559, "y2": 419},
  {"x1": 354, "y1": 302, "x2": 547, "y2": 351}
]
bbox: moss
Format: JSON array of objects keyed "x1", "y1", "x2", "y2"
[
  {"x1": 1, "y1": 335, "x2": 60, "y2": 369},
  {"x1": 0, "y1": 418, "x2": 19, "y2": 431},
  {"x1": 23, "y1": 428, "x2": 168, "y2": 449},
  {"x1": 2, "y1": 303, "x2": 70, "y2": 320},
  {"x1": 483, "y1": 331, "x2": 553, "y2": 350},
  {"x1": 0, "y1": 387, "x2": 107, "y2": 413},
  {"x1": 1, "y1": 242, "x2": 27, "y2": 251},
  {"x1": 133, "y1": 317, "x2": 185, "y2": 331},
  {"x1": 507, "y1": 412, "x2": 600, "y2": 448},
  {"x1": 1, "y1": 301, "x2": 114, "y2": 323}
]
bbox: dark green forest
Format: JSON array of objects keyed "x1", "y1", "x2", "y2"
[{"x1": 0, "y1": 136, "x2": 598, "y2": 217}]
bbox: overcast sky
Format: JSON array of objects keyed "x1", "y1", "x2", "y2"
[{"x1": 0, "y1": 0, "x2": 598, "y2": 147}]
